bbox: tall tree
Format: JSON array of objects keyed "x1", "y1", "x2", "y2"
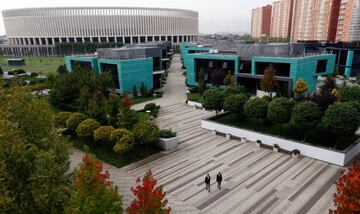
[
  {"x1": 330, "y1": 161, "x2": 360, "y2": 214},
  {"x1": 0, "y1": 85, "x2": 71, "y2": 213},
  {"x1": 260, "y1": 64, "x2": 278, "y2": 98},
  {"x1": 127, "y1": 169, "x2": 170, "y2": 214},
  {"x1": 224, "y1": 71, "x2": 235, "y2": 86},
  {"x1": 65, "y1": 153, "x2": 122, "y2": 214},
  {"x1": 198, "y1": 67, "x2": 207, "y2": 94}
]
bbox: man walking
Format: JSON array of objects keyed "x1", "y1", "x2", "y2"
[
  {"x1": 216, "y1": 172, "x2": 222, "y2": 190},
  {"x1": 204, "y1": 174, "x2": 211, "y2": 192}
]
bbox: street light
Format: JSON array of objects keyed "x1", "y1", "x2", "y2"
[
  {"x1": 146, "y1": 110, "x2": 151, "y2": 121},
  {"x1": 153, "y1": 93, "x2": 157, "y2": 100}
]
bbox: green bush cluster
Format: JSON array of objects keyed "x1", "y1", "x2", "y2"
[
  {"x1": 111, "y1": 129, "x2": 135, "y2": 154},
  {"x1": 54, "y1": 112, "x2": 73, "y2": 128},
  {"x1": 94, "y1": 126, "x2": 115, "y2": 143},
  {"x1": 133, "y1": 121, "x2": 160, "y2": 145},
  {"x1": 144, "y1": 103, "x2": 159, "y2": 117},
  {"x1": 66, "y1": 113, "x2": 89, "y2": 132},
  {"x1": 76, "y1": 119, "x2": 101, "y2": 138},
  {"x1": 159, "y1": 129, "x2": 177, "y2": 138}
]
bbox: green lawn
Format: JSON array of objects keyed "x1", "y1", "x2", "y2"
[
  {"x1": 214, "y1": 113, "x2": 357, "y2": 151},
  {"x1": 187, "y1": 92, "x2": 202, "y2": 102},
  {"x1": 132, "y1": 96, "x2": 156, "y2": 105},
  {"x1": 0, "y1": 56, "x2": 65, "y2": 75},
  {"x1": 132, "y1": 93, "x2": 162, "y2": 105}
]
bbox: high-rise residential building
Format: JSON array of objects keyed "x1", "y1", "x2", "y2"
[
  {"x1": 349, "y1": 0, "x2": 360, "y2": 41},
  {"x1": 270, "y1": 0, "x2": 294, "y2": 38},
  {"x1": 251, "y1": 5, "x2": 272, "y2": 38},
  {"x1": 336, "y1": 0, "x2": 356, "y2": 41},
  {"x1": 292, "y1": 0, "x2": 341, "y2": 42}
]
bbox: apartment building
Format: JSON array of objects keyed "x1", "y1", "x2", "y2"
[
  {"x1": 251, "y1": 5, "x2": 272, "y2": 38},
  {"x1": 349, "y1": 0, "x2": 360, "y2": 41},
  {"x1": 293, "y1": 0, "x2": 340, "y2": 42},
  {"x1": 270, "y1": 0, "x2": 294, "y2": 38},
  {"x1": 336, "y1": 0, "x2": 356, "y2": 41}
]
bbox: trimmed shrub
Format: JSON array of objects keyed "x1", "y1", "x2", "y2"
[
  {"x1": 94, "y1": 126, "x2": 115, "y2": 143},
  {"x1": 267, "y1": 97, "x2": 295, "y2": 125},
  {"x1": 113, "y1": 133, "x2": 134, "y2": 154},
  {"x1": 132, "y1": 121, "x2": 159, "y2": 145},
  {"x1": 322, "y1": 102, "x2": 360, "y2": 136},
  {"x1": 66, "y1": 112, "x2": 89, "y2": 132},
  {"x1": 338, "y1": 86, "x2": 360, "y2": 103},
  {"x1": 202, "y1": 88, "x2": 224, "y2": 113},
  {"x1": 292, "y1": 101, "x2": 322, "y2": 131},
  {"x1": 159, "y1": 129, "x2": 176, "y2": 138},
  {"x1": 144, "y1": 103, "x2": 159, "y2": 117},
  {"x1": 223, "y1": 93, "x2": 248, "y2": 117},
  {"x1": 54, "y1": 112, "x2": 73, "y2": 128},
  {"x1": 244, "y1": 97, "x2": 268, "y2": 121},
  {"x1": 76, "y1": 119, "x2": 101, "y2": 138},
  {"x1": 110, "y1": 129, "x2": 135, "y2": 154},
  {"x1": 222, "y1": 85, "x2": 247, "y2": 98},
  {"x1": 30, "y1": 72, "x2": 39, "y2": 77}
]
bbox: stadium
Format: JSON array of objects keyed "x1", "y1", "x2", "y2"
[{"x1": 1, "y1": 7, "x2": 199, "y2": 55}]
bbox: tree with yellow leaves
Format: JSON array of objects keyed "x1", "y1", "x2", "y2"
[{"x1": 294, "y1": 79, "x2": 309, "y2": 98}]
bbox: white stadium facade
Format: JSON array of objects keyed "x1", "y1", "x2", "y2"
[{"x1": 0, "y1": 7, "x2": 199, "y2": 56}]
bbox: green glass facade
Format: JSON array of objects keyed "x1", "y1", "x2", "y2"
[{"x1": 181, "y1": 43, "x2": 336, "y2": 94}]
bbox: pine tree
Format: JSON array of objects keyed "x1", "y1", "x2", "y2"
[{"x1": 133, "y1": 85, "x2": 138, "y2": 98}]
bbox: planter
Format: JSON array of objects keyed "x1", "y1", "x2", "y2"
[
  {"x1": 156, "y1": 137, "x2": 179, "y2": 151},
  {"x1": 292, "y1": 153, "x2": 300, "y2": 158},
  {"x1": 201, "y1": 118, "x2": 360, "y2": 166}
]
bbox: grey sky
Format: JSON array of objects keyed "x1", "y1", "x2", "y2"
[{"x1": 0, "y1": 0, "x2": 273, "y2": 35}]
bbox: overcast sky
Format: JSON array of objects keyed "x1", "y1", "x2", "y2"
[{"x1": 0, "y1": 0, "x2": 273, "y2": 35}]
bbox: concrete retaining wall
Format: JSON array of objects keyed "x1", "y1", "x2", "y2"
[{"x1": 201, "y1": 119, "x2": 360, "y2": 166}]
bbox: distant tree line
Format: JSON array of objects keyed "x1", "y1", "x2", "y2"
[{"x1": 54, "y1": 42, "x2": 124, "y2": 55}]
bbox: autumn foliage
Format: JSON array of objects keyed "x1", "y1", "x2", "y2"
[
  {"x1": 127, "y1": 169, "x2": 170, "y2": 214},
  {"x1": 65, "y1": 153, "x2": 122, "y2": 213},
  {"x1": 330, "y1": 161, "x2": 360, "y2": 214}
]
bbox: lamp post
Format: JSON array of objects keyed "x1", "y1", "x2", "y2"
[
  {"x1": 153, "y1": 93, "x2": 157, "y2": 100},
  {"x1": 146, "y1": 110, "x2": 151, "y2": 121}
]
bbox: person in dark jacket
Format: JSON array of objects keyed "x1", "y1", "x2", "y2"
[
  {"x1": 204, "y1": 174, "x2": 211, "y2": 192},
  {"x1": 216, "y1": 172, "x2": 222, "y2": 190}
]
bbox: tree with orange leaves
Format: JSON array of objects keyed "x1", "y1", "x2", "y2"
[
  {"x1": 127, "y1": 169, "x2": 170, "y2": 214},
  {"x1": 65, "y1": 153, "x2": 122, "y2": 214},
  {"x1": 330, "y1": 161, "x2": 360, "y2": 214}
]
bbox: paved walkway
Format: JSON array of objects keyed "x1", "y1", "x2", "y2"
[
  {"x1": 70, "y1": 54, "x2": 343, "y2": 213},
  {"x1": 132, "y1": 54, "x2": 187, "y2": 111}
]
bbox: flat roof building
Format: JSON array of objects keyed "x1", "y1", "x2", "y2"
[
  {"x1": 65, "y1": 42, "x2": 172, "y2": 93},
  {"x1": 181, "y1": 42, "x2": 336, "y2": 97},
  {"x1": 270, "y1": 0, "x2": 294, "y2": 39}
]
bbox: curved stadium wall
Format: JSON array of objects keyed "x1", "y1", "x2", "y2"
[{"x1": 1, "y1": 7, "x2": 199, "y2": 56}]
